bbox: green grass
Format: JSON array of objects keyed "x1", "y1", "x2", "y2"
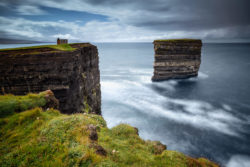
[
  {"x1": 0, "y1": 92, "x2": 218, "y2": 167},
  {"x1": 0, "y1": 92, "x2": 47, "y2": 118},
  {"x1": 0, "y1": 44, "x2": 76, "y2": 52},
  {"x1": 154, "y1": 39, "x2": 201, "y2": 42},
  {"x1": 49, "y1": 44, "x2": 76, "y2": 51}
]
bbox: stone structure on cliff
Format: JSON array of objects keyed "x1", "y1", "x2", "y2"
[
  {"x1": 152, "y1": 39, "x2": 202, "y2": 81},
  {"x1": 57, "y1": 38, "x2": 68, "y2": 45},
  {"x1": 0, "y1": 43, "x2": 101, "y2": 114}
]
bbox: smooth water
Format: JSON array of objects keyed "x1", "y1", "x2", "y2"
[{"x1": 1, "y1": 42, "x2": 250, "y2": 166}]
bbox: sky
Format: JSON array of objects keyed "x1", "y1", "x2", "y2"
[{"x1": 0, "y1": 0, "x2": 249, "y2": 42}]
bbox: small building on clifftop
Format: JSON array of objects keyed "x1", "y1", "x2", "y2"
[
  {"x1": 152, "y1": 39, "x2": 202, "y2": 81},
  {"x1": 57, "y1": 38, "x2": 68, "y2": 45}
]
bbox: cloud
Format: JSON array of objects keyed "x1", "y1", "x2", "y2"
[
  {"x1": 0, "y1": 0, "x2": 249, "y2": 42},
  {"x1": 28, "y1": 0, "x2": 250, "y2": 30},
  {"x1": 16, "y1": 5, "x2": 47, "y2": 15},
  {"x1": 1, "y1": 16, "x2": 250, "y2": 42}
]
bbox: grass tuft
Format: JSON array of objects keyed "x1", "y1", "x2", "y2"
[
  {"x1": 0, "y1": 92, "x2": 46, "y2": 118},
  {"x1": 154, "y1": 39, "x2": 201, "y2": 42}
]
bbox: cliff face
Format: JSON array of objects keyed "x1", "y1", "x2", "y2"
[
  {"x1": 152, "y1": 39, "x2": 202, "y2": 81},
  {"x1": 0, "y1": 43, "x2": 101, "y2": 114}
]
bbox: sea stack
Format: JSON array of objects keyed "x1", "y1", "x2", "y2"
[{"x1": 152, "y1": 39, "x2": 202, "y2": 81}]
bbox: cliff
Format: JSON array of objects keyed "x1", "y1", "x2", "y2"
[
  {"x1": 0, "y1": 43, "x2": 101, "y2": 114},
  {"x1": 152, "y1": 39, "x2": 202, "y2": 81},
  {"x1": 0, "y1": 92, "x2": 219, "y2": 167}
]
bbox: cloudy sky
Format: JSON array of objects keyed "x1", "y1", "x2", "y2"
[{"x1": 0, "y1": 0, "x2": 249, "y2": 42}]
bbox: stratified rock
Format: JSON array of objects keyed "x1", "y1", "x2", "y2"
[
  {"x1": 0, "y1": 43, "x2": 101, "y2": 114},
  {"x1": 152, "y1": 39, "x2": 202, "y2": 81}
]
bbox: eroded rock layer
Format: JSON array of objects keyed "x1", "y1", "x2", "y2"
[
  {"x1": 0, "y1": 43, "x2": 101, "y2": 114},
  {"x1": 152, "y1": 39, "x2": 202, "y2": 81}
]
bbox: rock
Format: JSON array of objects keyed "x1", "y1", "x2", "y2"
[
  {"x1": 95, "y1": 145, "x2": 107, "y2": 156},
  {"x1": 152, "y1": 39, "x2": 202, "y2": 81},
  {"x1": 133, "y1": 127, "x2": 139, "y2": 135},
  {"x1": 88, "y1": 124, "x2": 98, "y2": 141},
  {"x1": 89, "y1": 131, "x2": 98, "y2": 141},
  {"x1": 89, "y1": 143, "x2": 107, "y2": 156},
  {"x1": 43, "y1": 90, "x2": 59, "y2": 109},
  {"x1": 152, "y1": 141, "x2": 167, "y2": 154},
  {"x1": 0, "y1": 43, "x2": 101, "y2": 114},
  {"x1": 146, "y1": 140, "x2": 167, "y2": 155},
  {"x1": 87, "y1": 124, "x2": 97, "y2": 131}
]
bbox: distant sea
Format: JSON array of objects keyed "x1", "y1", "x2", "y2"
[{"x1": 1, "y1": 42, "x2": 250, "y2": 166}]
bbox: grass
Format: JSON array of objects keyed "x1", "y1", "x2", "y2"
[
  {"x1": 154, "y1": 39, "x2": 201, "y2": 42},
  {"x1": 0, "y1": 44, "x2": 76, "y2": 52},
  {"x1": 0, "y1": 92, "x2": 219, "y2": 167},
  {"x1": 49, "y1": 44, "x2": 76, "y2": 51},
  {"x1": 0, "y1": 92, "x2": 47, "y2": 118}
]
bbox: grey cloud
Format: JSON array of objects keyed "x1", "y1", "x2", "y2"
[
  {"x1": 0, "y1": 0, "x2": 249, "y2": 41},
  {"x1": 1, "y1": 0, "x2": 250, "y2": 29},
  {"x1": 85, "y1": 0, "x2": 250, "y2": 33},
  {"x1": 16, "y1": 5, "x2": 47, "y2": 15}
]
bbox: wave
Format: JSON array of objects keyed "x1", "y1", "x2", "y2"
[{"x1": 101, "y1": 76, "x2": 245, "y2": 137}]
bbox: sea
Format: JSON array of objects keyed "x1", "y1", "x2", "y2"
[{"x1": 1, "y1": 42, "x2": 250, "y2": 167}]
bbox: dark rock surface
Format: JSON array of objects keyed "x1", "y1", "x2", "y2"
[
  {"x1": 43, "y1": 90, "x2": 59, "y2": 110},
  {"x1": 89, "y1": 143, "x2": 107, "y2": 156},
  {"x1": 152, "y1": 39, "x2": 202, "y2": 81},
  {"x1": 95, "y1": 145, "x2": 107, "y2": 156},
  {"x1": 0, "y1": 43, "x2": 101, "y2": 114},
  {"x1": 88, "y1": 124, "x2": 98, "y2": 141},
  {"x1": 152, "y1": 141, "x2": 167, "y2": 155}
]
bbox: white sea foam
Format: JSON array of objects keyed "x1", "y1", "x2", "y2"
[
  {"x1": 101, "y1": 78, "x2": 244, "y2": 136},
  {"x1": 152, "y1": 80, "x2": 178, "y2": 91},
  {"x1": 128, "y1": 68, "x2": 153, "y2": 75},
  {"x1": 227, "y1": 155, "x2": 250, "y2": 167},
  {"x1": 102, "y1": 74, "x2": 122, "y2": 77},
  {"x1": 198, "y1": 72, "x2": 209, "y2": 79}
]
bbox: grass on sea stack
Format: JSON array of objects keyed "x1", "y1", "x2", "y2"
[{"x1": 154, "y1": 39, "x2": 201, "y2": 42}]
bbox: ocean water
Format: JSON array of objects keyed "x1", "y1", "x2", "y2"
[
  {"x1": 95, "y1": 43, "x2": 250, "y2": 167},
  {"x1": 1, "y1": 42, "x2": 250, "y2": 166}
]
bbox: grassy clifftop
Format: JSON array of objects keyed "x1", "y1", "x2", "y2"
[
  {"x1": 0, "y1": 92, "x2": 218, "y2": 167},
  {"x1": 0, "y1": 44, "x2": 76, "y2": 52}
]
